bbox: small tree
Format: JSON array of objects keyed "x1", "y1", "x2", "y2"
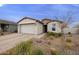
[
  {"x1": 62, "y1": 12, "x2": 74, "y2": 39},
  {"x1": 54, "y1": 12, "x2": 74, "y2": 40}
]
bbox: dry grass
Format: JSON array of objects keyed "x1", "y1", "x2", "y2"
[
  {"x1": 65, "y1": 42, "x2": 74, "y2": 50},
  {"x1": 1, "y1": 39, "x2": 44, "y2": 55},
  {"x1": 66, "y1": 38, "x2": 72, "y2": 43},
  {"x1": 50, "y1": 48, "x2": 58, "y2": 55},
  {"x1": 1, "y1": 34, "x2": 79, "y2": 55}
]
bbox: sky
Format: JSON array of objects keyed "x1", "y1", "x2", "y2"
[{"x1": 0, "y1": 4, "x2": 79, "y2": 26}]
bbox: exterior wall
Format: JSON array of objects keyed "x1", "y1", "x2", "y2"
[
  {"x1": 47, "y1": 22, "x2": 61, "y2": 33},
  {"x1": 7, "y1": 24, "x2": 17, "y2": 32},
  {"x1": 18, "y1": 24, "x2": 21, "y2": 34},
  {"x1": 63, "y1": 28, "x2": 78, "y2": 34},
  {"x1": 0, "y1": 24, "x2": 17, "y2": 32},
  {"x1": 36, "y1": 22, "x2": 43, "y2": 34},
  {"x1": 19, "y1": 19, "x2": 36, "y2": 24}
]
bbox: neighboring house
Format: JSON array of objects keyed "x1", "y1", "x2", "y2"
[
  {"x1": 18, "y1": 17, "x2": 43, "y2": 34},
  {"x1": 0, "y1": 19, "x2": 17, "y2": 33}
]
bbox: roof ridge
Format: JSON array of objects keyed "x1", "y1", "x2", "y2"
[{"x1": 18, "y1": 16, "x2": 43, "y2": 24}]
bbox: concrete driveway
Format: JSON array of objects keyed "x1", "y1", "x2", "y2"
[{"x1": 0, "y1": 33, "x2": 44, "y2": 54}]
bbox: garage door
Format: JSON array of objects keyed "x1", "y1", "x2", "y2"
[{"x1": 20, "y1": 24, "x2": 37, "y2": 34}]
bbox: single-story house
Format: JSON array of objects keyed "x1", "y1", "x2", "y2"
[
  {"x1": 0, "y1": 19, "x2": 17, "y2": 33},
  {"x1": 18, "y1": 17, "x2": 44, "y2": 34},
  {"x1": 18, "y1": 17, "x2": 79, "y2": 34},
  {"x1": 18, "y1": 17, "x2": 63, "y2": 34}
]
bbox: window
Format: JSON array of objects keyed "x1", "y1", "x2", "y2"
[
  {"x1": 52, "y1": 28, "x2": 55, "y2": 31},
  {"x1": 52, "y1": 24, "x2": 56, "y2": 31},
  {"x1": 6, "y1": 25, "x2": 9, "y2": 28}
]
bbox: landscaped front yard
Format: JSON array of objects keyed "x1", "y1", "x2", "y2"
[{"x1": 1, "y1": 32, "x2": 79, "y2": 55}]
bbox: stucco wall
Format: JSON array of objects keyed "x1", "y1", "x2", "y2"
[
  {"x1": 7, "y1": 24, "x2": 17, "y2": 32},
  {"x1": 36, "y1": 22, "x2": 43, "y2": 34},
  {"x1": 19, "y1": 19, "x2": 36, "y2": 24},
  {"x1": 18, "y1": 24, "x2": 21, "y2": 34},
  {"x1": 63, "y1": 28, "x2": 78, "y2": 34},
  {"x1": 47, "y1": 22, "x2": 61, "y2": 33}
]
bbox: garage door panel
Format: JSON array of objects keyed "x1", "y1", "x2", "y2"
[{"x1": 20, "y1": 24, "x2": 37, "y2": 34}]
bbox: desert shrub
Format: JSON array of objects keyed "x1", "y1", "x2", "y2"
[
  {"x1": 4, "y1": 48, "x2": 16, "y2": 55},
  {"x1": 66, "y1": 39, "x2": 72, "y2": 43},
  {"x1": 50, "y1": 48, "x2": 58, "y2": 55},
  {"x1": 44, "y1": 36, "x2": 54, "y2": 40},
  {"x1": 36, "y1": 40, "x2": 42, "y2": 43},
  {"x1": 1, "y1": 32, "x2": 4, "y2": 35},
  {"x1": 68, "y1": 32, "x2": 71, "y2": 35},
  {"x1": 47, "y1": 40, "x2": 51, "y2": 45},
  {"x1": 46, "y1": 32, "x2": 62, "y2": 37},
  {"x1": 31, "y1": 48, "x2": 44, "y2": 55},
  {"x1": 65, "y1": 42, "x2": 74, "y2": 50},
  {"x1": 15, "y1": 40, "x2": 33, "y2": 55},
  {"x1": 3, "y1": 40, "x2": 44, "y2": 55},
  {"x1": 49, "y1": 36, "x2": 54, "y2": 40},
  {"x1": 68, "y1": 32, "x2": 72, "y2": 37}
]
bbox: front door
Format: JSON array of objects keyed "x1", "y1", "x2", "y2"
[{"x1": 44, "y1": 25, "x2": 47, "y2": 33}]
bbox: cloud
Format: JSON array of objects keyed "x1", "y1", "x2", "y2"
[{"x1": 0, "y1": 4, "x2": 4, "y2": 7}]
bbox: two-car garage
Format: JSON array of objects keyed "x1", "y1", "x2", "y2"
[{"x1": 18, "y1": 17, "x2": 43, "y2": 34}]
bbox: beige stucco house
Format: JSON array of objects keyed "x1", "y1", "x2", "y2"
[
  {"x1": 18, "y1": 17, "x2": 63, "y2": 34},
  {"x1": 18, "y1": 17, "x2": 43, "y2": 34}
]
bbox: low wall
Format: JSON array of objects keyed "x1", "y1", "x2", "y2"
[{"x1": 63, "y1": 28, "x2": 79, "y2": 34}]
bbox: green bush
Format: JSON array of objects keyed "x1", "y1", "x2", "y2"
[
  {"x1": 15, "y1": 40, "x2": 33, "y2": 55},
  {"x1": 46, "y1": 32, "x2": 62, "y2": 37},
  {"x1": 15, "y1": 40, "x2": 44, "y2": 55},
  {"x1": 31, "y1": 48, "x2": 44, "y2": 55}
]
